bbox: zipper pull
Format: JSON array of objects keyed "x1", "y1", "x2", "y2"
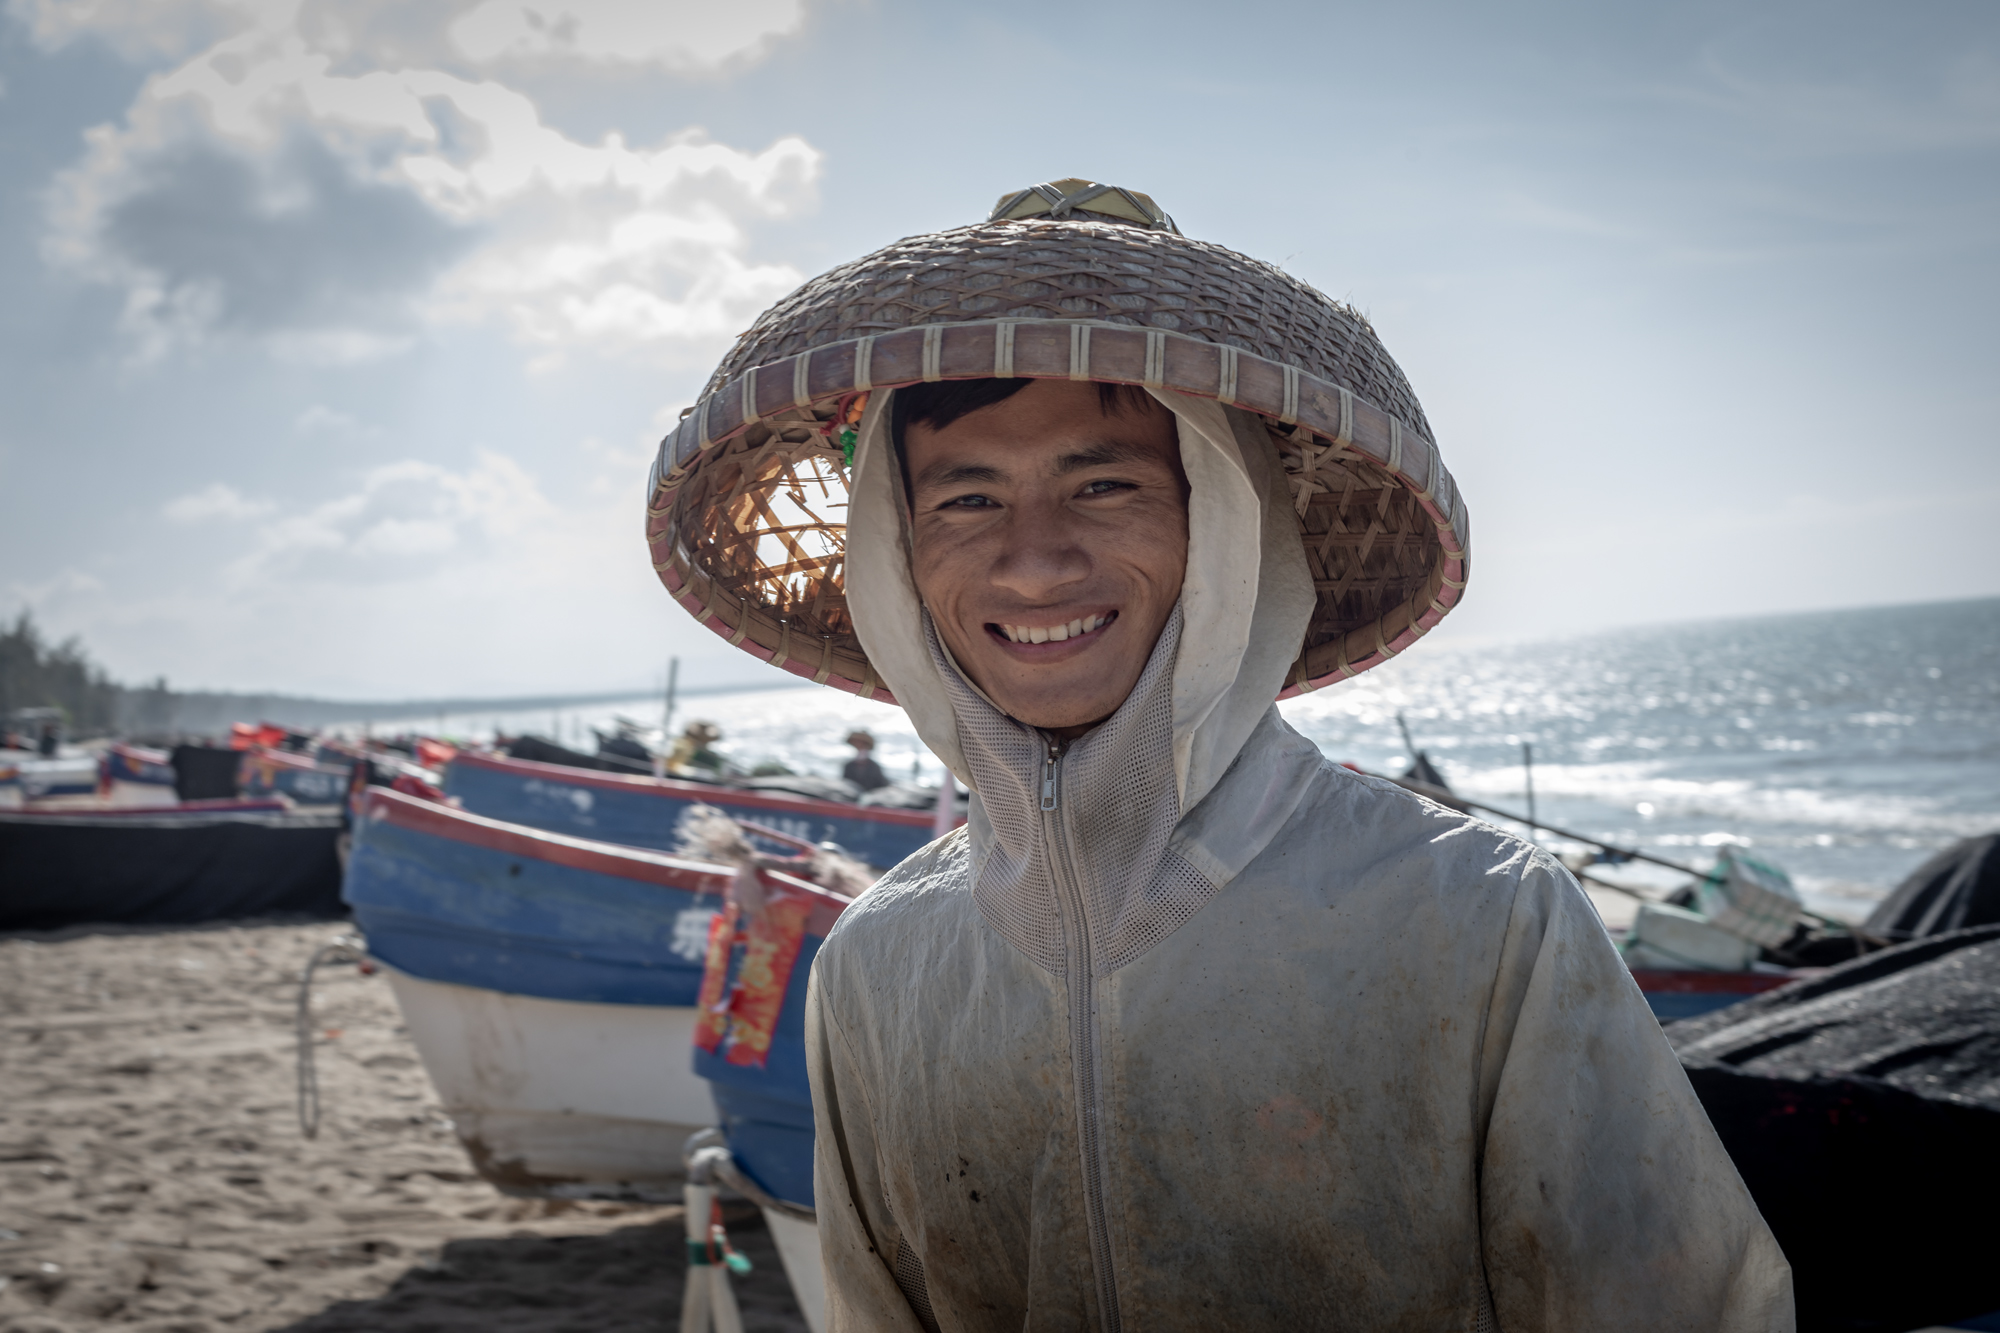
[{"x1": 1040, "y1": 743, "x2": 1059, "y2": 812}]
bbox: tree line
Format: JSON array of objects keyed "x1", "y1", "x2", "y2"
[{"x1": 0, "y1": 612, "x2": 139, "y2": 735}]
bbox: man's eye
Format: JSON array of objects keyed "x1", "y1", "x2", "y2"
[
  {"x1": 1080, "y1": 479, "x2": 1133, "y2": 496},
  {"x1": 938, "y1": 494, "x2": 995, "y2": 510}
]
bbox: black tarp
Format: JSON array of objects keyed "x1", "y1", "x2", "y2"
[
  {"x1": 0, "y1": 811, "x2": 345, "y2": 931},
  {"x1": 1668, "y1": 925, "x2": 2000, "y2": 1333},
  {"x1": 503, "y1": 734, "x2": 655, "y2": 775},
  {"x1": 171, "y1": 744, "x2": 241, "y2": 801},
  {"x1": 1862, "y1": 832, "x2": 2000, "y2": 942}
]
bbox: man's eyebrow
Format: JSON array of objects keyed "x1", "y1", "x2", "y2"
[
  {"x1": 1053, "y1": 440, "x2": 1163, "y2": 473},
  {"x1": 912, "y1": 460, "x2": 1004, "y2": 492}
]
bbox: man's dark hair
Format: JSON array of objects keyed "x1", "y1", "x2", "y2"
[{"x1": 890, "y1": 378, "x2": 1163, "y2": 500}]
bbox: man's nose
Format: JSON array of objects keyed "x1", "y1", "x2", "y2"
[{"x1": 987, "y1": 503, "x2": 1090, "y2": 603}]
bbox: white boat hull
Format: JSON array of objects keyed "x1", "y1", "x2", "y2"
[
  {"x1": 763, "y1": 1208, "x2": 828, "y2": 1333},
  {"x1": 381, "y1": 964, "x2": 716, "y2": 1200}
]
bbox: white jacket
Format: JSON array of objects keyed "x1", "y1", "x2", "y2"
[{"x1": 806, "y1": 388, "x2": 1793, "y2": 1332}]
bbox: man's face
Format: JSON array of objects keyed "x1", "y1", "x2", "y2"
[{"x1": 903, "y1": 380, "x2": 1188, "y2": 736}]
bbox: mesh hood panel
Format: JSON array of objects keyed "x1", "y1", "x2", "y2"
[{"x1": 932, "y1": 606, "x2": 1225, "y2": 976}]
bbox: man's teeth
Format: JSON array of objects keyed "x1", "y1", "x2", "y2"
[{"x1": 1002, "y1": 614, "x2": 1108, "y2": 644}]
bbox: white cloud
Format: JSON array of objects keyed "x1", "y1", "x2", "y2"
[
  {"x1": 42, "y1": 1, "x2": 820, "y2": 362},
  {"x1": 6, "y1": 0, "x2": 258, "y2": 61},
  {"x1": 294, "y1": 403, "x2": 373, "y2": 433},
  {"x1": 450, "y1": 0, "x2": 803, "y2": 69},
  {"x1": 220, "y1": 452, "x2": 555, "y2": 586},
  {"x1": 163, "y1": 481, "x2": 275, "y2": 522},
  {"x1": 100, "y1": 444, "x2": 709, "y2": 695}
]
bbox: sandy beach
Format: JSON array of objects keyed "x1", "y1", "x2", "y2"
[{"x1": 0, "y1": 919, "x2": 808, "y2": 1333}]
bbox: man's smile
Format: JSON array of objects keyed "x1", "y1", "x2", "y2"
[{"x1": 989, "y1": 610, "x2": 1117, "y2": 647}]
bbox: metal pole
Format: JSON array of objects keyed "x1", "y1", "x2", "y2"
[
  {"x1": 932, "y1": 773, "x2": 957, "y2": 840},
  {"x1": 664, "y1": 657, "x2": 680, "y2": 736},
  {"x1": 1378, "y1": 769, "x2": 1868, "y2": 938},
  {"x1": 1522, "y1": 741, "x2": 1536, "y2": 838}
]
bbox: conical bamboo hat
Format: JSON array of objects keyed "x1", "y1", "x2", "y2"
[{"x1": 645, "y1": 180, "x2": 1469, "y2": 704}]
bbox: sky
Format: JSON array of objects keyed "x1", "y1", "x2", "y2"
[{"x1": 1, "y1": 0, "x2": 1995, "y2": 700}]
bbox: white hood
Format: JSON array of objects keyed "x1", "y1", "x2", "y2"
[{"x1": 844, "y1": 385, "x2": 1315, "y2": 814}]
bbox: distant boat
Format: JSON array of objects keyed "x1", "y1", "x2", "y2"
[
  {"x1": 13, "y1": 752, "x2": 98, "y2": 800},
  {"x1": 0, "y1": 801, "x2": 343, "y2": 930},
  {"x1": 100, "y1": 741, "x2": 178, "y2": 804},
  {"x1": 238, "y1": 744, "x2": 351, "y2": 806},
  {"x1": 343, "y1": 787, "x2": 748, "y2": 1199},
  {"x1": 444, "y1": 749, "x2": 939, "y2": 871},
  {"x1": 1628, "y1": 967, "x2": 1795, "y2": 1021}
]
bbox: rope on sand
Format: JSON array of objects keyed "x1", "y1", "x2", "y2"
[{"x1": 296, "y1": 935, "x2": 370, "y2": 1140}]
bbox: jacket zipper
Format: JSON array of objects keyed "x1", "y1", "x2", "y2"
[{"x1": 1042, "y1": 737, "x2": 1122, "y2": 1333}]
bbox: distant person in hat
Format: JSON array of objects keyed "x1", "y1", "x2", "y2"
[
  {"x1": 648, "y1": 181, "x2": 1791, "y2": 1331},
  {"x1": 841, "y1": 729, "x2": 889, "y2": 793},
  {"x1": 667, "y1": 720, "x2": 724, "y2": 775}
]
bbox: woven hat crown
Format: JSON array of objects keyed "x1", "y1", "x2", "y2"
[{"x1": 645, "y1": 184, "x2": 1469, "y2": 703}]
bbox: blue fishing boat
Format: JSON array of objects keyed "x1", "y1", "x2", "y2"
[
  {"x1": 101, "y1": 741, "x2": 178, "y2": 801},
  {"x1": 344, "y1": 787, "x2": 787, "y2": 1198},
  {"x1": 688, "y1": 877, "x2": 850, "y2": 1212},
  {"x1": 239, "y1": 744, "x2": 351, "y2": 805},
  {"x1": 1630, "y1": 968, "x2": 1794, "y2": 1021},
  {"x1": 443, "y1": 749, "x2": 937, "y2": 871}
]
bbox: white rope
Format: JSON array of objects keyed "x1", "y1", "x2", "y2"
[
  {"x1": 296, "y1": 935, "x2": 368, "y2": 1141},
  {"x1": 1336, "y1": 386, "x2": 1353, "y2": 445},
  {"x1": 1280, "y1": 365, "x2": 1300, "y2": 425},
  {"x1": 742, "y1": 368, "x2": 757, "y2": 426},
  {"x1": 993, "y1": 322, "x2": 1016, "y2": 378},
  {"x1": 1217, "y1": 346, "x2": 1239, "y2": 405},
  {"x1": 1069, "y1": 324, "x2": 1092, "y2": 380}
]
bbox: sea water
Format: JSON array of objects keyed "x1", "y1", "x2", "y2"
[{"x1": 437, "y1": 598, "x2": 2000, "y2": 923}]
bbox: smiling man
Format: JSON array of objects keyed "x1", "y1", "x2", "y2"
[{"x1": 649, "y1": 181, "x2": 1792, "y2": 1333}]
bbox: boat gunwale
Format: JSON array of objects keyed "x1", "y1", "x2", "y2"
[
  {"x1": 451, "y1": 748, "x2": 935, "y2": 828},
  {"x1": 359, "y1": 787, "x2": 853, "y2": 932},
  {"x1": 1629, "y1": 968, "x2": 1802, "y2": 995}
]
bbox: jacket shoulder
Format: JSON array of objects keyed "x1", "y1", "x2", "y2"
[
  {"x1": 819, "y1": 826, "x2": 976, "y2": 955},
  {"x1": 1273, "y1": 757, "x2": 1567, "y2": 901}
]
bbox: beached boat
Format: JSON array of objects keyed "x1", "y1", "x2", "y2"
[
  {"x1": 13, "y1": 751, "x2": 98, "y2": 800},
  {"x1": 443, "y1": 749, "x2": 938, "y2": 871},
  {"x1": 99, "y1": 741, "x2": 179, "y2": 804},
  {"x1": 1629, "y1": 968, "x2": 1795, "y2": 1021},
  {"x1": 681, "y1": 867, "x2": 852, "y2": 1333},
  {"x1": 0, "y1": 801, "x2": 343, "y2": 930},
  {"x1": 238, "y1": 743, "x2": 351, "y2": 805},
  {"x1": 342, "y1": 787, "x2": 754, "y2": 1199},
  {"x1": 1670, "y1": 924, "x2": 2000, "y2": 1333}
]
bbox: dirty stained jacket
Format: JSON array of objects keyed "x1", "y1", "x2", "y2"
[{"x1": 806, "y1": 387, "x2": 1794, "y2": 1332}]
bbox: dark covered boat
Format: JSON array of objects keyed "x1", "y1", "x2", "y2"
[
  {"x1": 0, "y1": 803, "x2": 345, "y2": 931},
  {"x1": 1862, "y1": 831, "x2": 2000, "y2": 943},
  {"x1": 1668, "y1": 923, "x2": 2000, "y2": 1333}
]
